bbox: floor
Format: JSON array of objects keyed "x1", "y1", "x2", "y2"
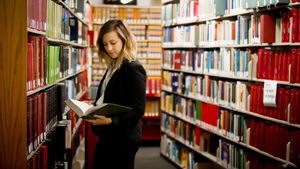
[{"x1": 135, "y1": 145, "x2": 179, "y2": 169}]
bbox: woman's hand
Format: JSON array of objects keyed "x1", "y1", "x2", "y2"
[{"x1": 85, "y1": 115, "x2": 112, "y2": 126}]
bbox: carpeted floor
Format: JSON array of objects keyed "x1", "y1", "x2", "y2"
[{"x1": 135, "y1": 146, "x2": 179, "y2": 169}]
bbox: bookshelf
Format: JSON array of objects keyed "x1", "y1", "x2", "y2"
[
  {"x1": 88, "y1": 5, "x2": 163, "y2": 142},
  {"x1": 160, "y1": 0, "x2": 300, "y2": 169},
  {"x1": 0, "y1": 0, "x2": 28, "y2": 168},
  {"x1": 0, "y1": 0, "x2": 90, "y2": 168}
]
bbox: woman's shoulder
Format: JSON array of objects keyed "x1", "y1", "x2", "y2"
[
  {"x1": 122, "y1": 60, "x2": 144, "y2": 69},
  {"x1": 122, "y1": 60, "x2": 146, "y2": 75}
]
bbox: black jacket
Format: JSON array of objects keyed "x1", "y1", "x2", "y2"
[{"x1": 92, "y1": 60, "x2": 146, "y2": 142}]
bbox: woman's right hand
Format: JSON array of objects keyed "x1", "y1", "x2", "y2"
[{"x1": 85, "y1": 115, "x2": 112, "y2": 126}]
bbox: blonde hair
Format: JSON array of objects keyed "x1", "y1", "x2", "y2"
[{"x1": 97, "y1": 19, "x2": 137, "y2": 69}]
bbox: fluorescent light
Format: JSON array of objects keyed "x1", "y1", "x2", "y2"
[{"x1": 120, "y1": 0, "x2": 133, "y2": 4}]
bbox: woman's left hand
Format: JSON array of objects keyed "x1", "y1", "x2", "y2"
[{"x1": 85, "y1": 115, "x2": 112, "y2": 126}]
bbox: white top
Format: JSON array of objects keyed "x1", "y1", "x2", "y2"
[{"x1": 96, "y1": 67, "x2": 117, "y2": 105}]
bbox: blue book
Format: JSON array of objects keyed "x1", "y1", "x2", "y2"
[{"x1": 69, "y1": 17, "x2": 78, "y2": 41}]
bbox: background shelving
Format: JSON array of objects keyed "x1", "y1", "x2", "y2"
[{"x1": 160, "y1": 0, "x2": 300, "y2": 169}]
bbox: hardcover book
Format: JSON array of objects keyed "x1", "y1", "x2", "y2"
[{"x1": 65, "y1": 99, "x2": 132, "y2": 119}]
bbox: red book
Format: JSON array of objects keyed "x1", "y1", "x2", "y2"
[
  {"x1": 173, "y1": 52, "x2": 181, "y2": 69},
  {"x1": 292, "y1": 8, "x2": 299, "y2": 42},
  {"x1": 273, "y1": 50, "x2": 279, "y2": 80},
  {"x1": 290, "y1": 49, "x2": 298, "y2": 83},
  {"x1": 27, "y1": 43, "x2": 33, "y2": 91},
  {"x1": 41, "y1": 145, "x2": 48, "y2": 169},
  {"x1": 87, "y1": 30, "x2": 95, "y2": 46},
  {"x1": 258, "y1": 85, "x2": 264, "y2": 115},
  {"x1": 282, "y1": 89, "x2": 290, "y2": 121},
  {"x1": 148, "y1": 79, "x2": 152, "y2": 95},
  {"x1": 257, "y1": 49, "x2": 264, "y2": 79},
  {"x1": 232, "y1": 22, "x2": 236, "y2": 41},
  {"x1": 42, "y1": 0, "x2": 46, "y2": 31},
  {"x1": 282, "y1": 11, "x2": 290, "y2": 43},
  {"x1": 263, "y1": 49, "x2": 269, "y2": 79},
  {"x1": 296, "y1": 49, "x2": 300, "y2": 83},
  {"x1": 39, "y1": 37, "x2": 45, "y2": 87},
  {"x1": 192, "y1": 0, "x2": 198, "y2": 17},
  {"x1": 282, "y1": 50, "x2": 289, "y2": 81},
  {"x1": 250, "y1": 119, "x2": 256, "y2": 147},
  {"x1": 202, "y1": 103, "x2": 208, "y2": 125},
  {"x1": 210, "y1": 104, "x2": 219, "y2": 127},
  {"x1": 267, "y1": 50, "x2": 275, "y2": 80},
  {"x1": 195, "y1": 127, "x2": 201, "y2": 147},
  {"x1": 260, "y1": 14, "x2": 276, "y2": 43}
]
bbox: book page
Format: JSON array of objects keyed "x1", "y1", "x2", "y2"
[{"x1": 68, "y1": 99, "x2": 93, "y2": 116}]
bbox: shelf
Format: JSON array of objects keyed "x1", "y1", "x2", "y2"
[
  {"x1": 137, "y1": 39, "x2": 162, "y2": 43},
  {"x1": 161, "y1": 129, "x2": 224, "y2": 168},
  {"x1": 146, "y1": 94, "x2": 160, "y2": 98},
  {"x1": 58, "y1": 0, "x2": 88, "y2": 26},
  {"x1": 92, "y1": 21, "x2": 162, "y2": 26},
  {"x1": 162, "y1": 3, "x2": 300, "y2": 28},
  {"x1": 162, "y1": 42, "x2": 300, "y2": 49},
  {"x1": 161, "y1": 0, "x2": 175, "y2": 5},
  {"x1": 47, "y1": 37, "x2": 88, "y2": 48},
  {"x1": 161, "y1": 67, "x2": 300, "y2": 88},
  {"x1": 142, "y1": 135, "x2": 161, "y2": 141},
  {"x1": 160, "y1": 152, "x2": 183, "y2": 168},
  {"x1": 27, "y1": 68, "x2": 87, "y2": 96},
  {"x1": 143, "y1": 116, "x2": 160, "y2": 120},
  {"x1": 27, "y1": 121, "x2": 57, "y2": 160},
  {"x1": 91, "y1": 4, "x2": 161, "y2": 9},
  {"x1": 161, "y1": 87, "x2": 300, "y2": 129},
  {"x1": 161, "y1": 111, "x2": 298, "y2": 169},
  {"x1": 27, "y1": 28, "x2": 46, "y2": 35}
]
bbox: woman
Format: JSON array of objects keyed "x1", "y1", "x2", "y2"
[{"x1": 86, "y1": 19, "x2": 146, "y2": 169}]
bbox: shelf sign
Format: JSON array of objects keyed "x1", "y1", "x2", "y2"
[{"x1": 263, "y1": 80, "x2": 277, "y2": 107}]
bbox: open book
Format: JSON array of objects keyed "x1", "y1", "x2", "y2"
[{"x1": 65, "y1": 99, "x2": 132, "y2": 119}]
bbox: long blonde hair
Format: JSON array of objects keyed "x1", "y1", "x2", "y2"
[{"x1": 97, "y1": 19, "x2": 137, "y2": 69}]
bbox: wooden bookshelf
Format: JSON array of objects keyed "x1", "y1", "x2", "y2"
[
  {"x1": 0, "y1": 0, "x2": 91, "y2": 168},
  {"x1": 0, "y1": 0, "x2": 27, "y2": 168}
]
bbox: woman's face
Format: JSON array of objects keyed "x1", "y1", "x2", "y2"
[{"x1": 102, "y1": 31, "x2": 123, "y2": 59}]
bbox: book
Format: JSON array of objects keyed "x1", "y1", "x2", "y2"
[{"x1": 65, "y1": 99, "x2": 132, "y2": 119}]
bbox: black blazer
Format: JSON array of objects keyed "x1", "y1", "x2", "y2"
[{"x1": 92, "y1": 60, "x2": 147, "y2": 142}]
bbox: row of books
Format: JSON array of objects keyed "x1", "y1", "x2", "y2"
[
  {"x1": 162, "y1": 71, "x2": 300, "y2": 124},
  {"x1": 92, "y1": 24, "x2": 161, "y2": 42},
  {"x1": 27, "y1": 144, "x2": 48, "y2": 169},
  {"x1": 161, "y1": 134, "x2": 196, "y2": 169},
  {"x1": 27, "y1": 120, "x2": 83, "y2": 169},
  {"x1": 163, "y1": 10, "x2": 300, "y2": 47},
  {"x1": 27, "y1": 0, "x2": 46, "y2": 31},
  {"x1": 162, "y1": 0, "x2": 294, "y2": 25},
  {"x1": 146, "y1": 78, "x2": 161, "y2": 96},
  {"x1": 27, "y1": 35, "x2": 87, "y2": 91},
  {"x1": 145, "y1": 100, "x2": 160, "y2": 117},
  {"x1": 163, "y1": 48, "x2": 252, "y2": 78},
  {"x1": 161, "y1": 111, "x2": 300, "y2": 167},
  {"x1": 92, "y1": 7, "x2": 161, "y2": 24},
  {"x1": 137, "y1": 42, "x2": 162, "y2": 58},
  {"x1": 26, "y1": 75, "x2": 87, "y2": 155},
  {"x1": 45, "y1": 0, "x2": 87, "y2": 44},
  {"x1": 162, "y1": 48, "x2": 300, "y2": 83}
]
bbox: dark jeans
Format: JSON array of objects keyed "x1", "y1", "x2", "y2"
[{"x1": 93, "y1": 139, "x2": 139, "y2": 169}]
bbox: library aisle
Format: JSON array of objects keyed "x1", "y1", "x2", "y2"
[{"x1": 135, "y1": 146, "x2": 178, "y2": 169}]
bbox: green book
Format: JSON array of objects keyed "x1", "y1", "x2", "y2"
[{"x1": 65, "y1": 99, "x2": 132, "y2": 119}]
